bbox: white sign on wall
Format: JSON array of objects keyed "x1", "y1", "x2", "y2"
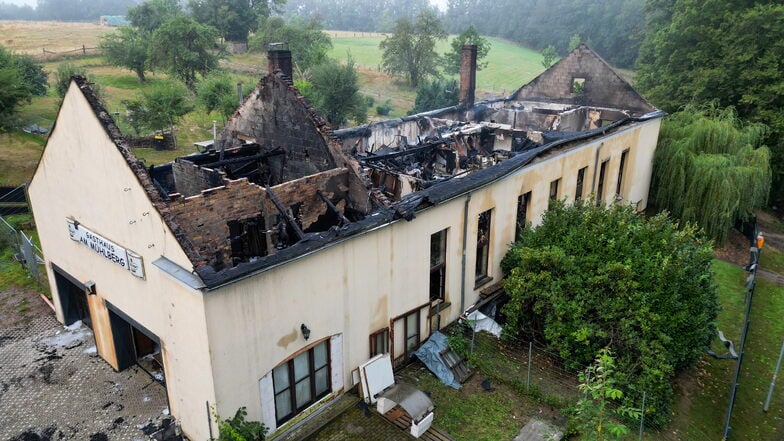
[{"x1": 67, "y1": 219, "x2": 145, "y2": 279}]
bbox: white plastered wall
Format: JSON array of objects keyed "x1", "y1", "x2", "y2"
[
  {"x1": 27, "y1": 81, "x2": 217, "y2": 441},
  {"x1": 203, "y1": 117, "x2": 662, "y2": 433}
]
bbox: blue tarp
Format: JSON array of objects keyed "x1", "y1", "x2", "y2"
[{"x1": 413, "y1": 331, "x2": 461, "y2": 390}]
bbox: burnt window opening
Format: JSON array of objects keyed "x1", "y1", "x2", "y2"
[
  {"x1": 430, "y1": 229, "x2": 448, "y2": 301},
  {"x1": 571, "y1": 77, "x2": 586, "y2": 94},
  {"x1": 597, "y1": 159, "x2": 609, "y2": 206},
  {"x1": 228, "y1": 216, "x2": 268, "y2": 264},
  {"x1": 369, "y1": 328, "x2": 389, "y2": 357},
  {"x1": 616, "y1": 149, "x2": 629, "y2": 197},
  {"x1": 272, "y1": 339, "x2": 331, "y2": 425},
  {"x1": 475, "y1": 209, "x2": 492, "y2": 282},
  {"x1": 516, "y1": 192, "x2": 531, "y2": 241},
  {"x1": 575, "y1": 167, "x2": 587, "y2": 201},
  {"x1": 273, "y1": 214, "x2": 298, "y2": 250},
  {"x1": 548, "y1": 178, "x2": 560, "y2": 210}
]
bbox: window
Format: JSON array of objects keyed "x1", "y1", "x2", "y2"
[
  {"x1": 616, "y1": 150, "x2": 629, "y2": 197},
  {"x1": 571, "y1": 77, "x2": 586, "y2": 94},
  {"x1": 405, "y1": 310, "x2": 420, "y2": 359},
  {"x1": 475, "y1": 209, "x2": 492, "y2": 281},
  {"x1": 429, "y1": 229, "x2": 447, "y2": 301},
  {"x1": 272, "y1": 340, "x2": 331, "y2": 425},
  {"x1": 370, "y1": 328, "x2": 389, "y2": 357},
  {"x1": 516, "y1": 192, "x2": 531, "y2": 241},
  {"x1": 575, "y1": 167, "x2": 587, "y2": 201},
  {"x1": 549, "y1": 178, "x2": 560, "y2": 209},
  {"x1": 597, "y1": 160, "x2": 608, "y2": 205}
]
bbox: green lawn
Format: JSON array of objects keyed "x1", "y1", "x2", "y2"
[
  {"x1": 330, "y1": 35, "x2": 547, "y2": 96},
  {"x1": 760, "y1": 245, "x2": 784, "y2": 274},
  {"x1": 668, "y1": 259, "x2": 784, "y2": 439}
]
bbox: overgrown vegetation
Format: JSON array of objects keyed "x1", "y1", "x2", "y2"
[
  {"x1": 217, "y1": 407, "x2": 267, "y2": 441},
  {"x1": 0, "y1": 47, "x2": 47, "y2": 132},
  {"x1": 652, "y1": 105, "x2": 771, "y2": 244},
  {"x1": 501, "y1": 201, "x2": 718, "y2": 426}
]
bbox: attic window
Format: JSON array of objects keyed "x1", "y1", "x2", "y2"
[{"x1": 571, "y1": 77, "x2": 586, "y2": 94}]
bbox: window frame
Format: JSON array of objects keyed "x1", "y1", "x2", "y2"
[
  {"x1": 616, "y1": 149, "x2": 629, "y2": 197},
  {"x1": 404, "y1": 310, "x2": 420, "y2": 360},
  {"x1": 548, "y1": 178, "x2": 561, "y2": 209},
  {"x1": 575, "y1": 167, "x2": 587, "y2": 201},
  {"x1": 596, "y1": 159, "x2": 609, "y2": 205},
  {"x1": 369, "y1": 327, "x2": 390, "y2": 357},
  {"x1": 475, "y1": 209, "x2": 493, "y2": 282},
  {"x1": 429, "y1": 229, "x2": 448, "y2": 302},
  {"x1": 516, "y1": 191, "x2": 532, "y2": 241},
  {"x1": 272, "y1": 339, "x2": 331, "y2": 425}
]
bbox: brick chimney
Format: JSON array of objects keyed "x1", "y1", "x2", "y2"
[
  {"x1": 459, "y1": 44, "x2": 477, "y2": 108},
  {"x1": 267, "y1": 46, "x2": 293, "y2": 79}
]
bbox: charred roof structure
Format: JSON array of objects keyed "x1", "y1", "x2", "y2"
[{"x1": 61, "y1": 44, "x2": 660, "y2": 289}]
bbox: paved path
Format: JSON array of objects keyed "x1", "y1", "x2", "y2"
[{"x1": 0, "y1": 314, "x2": 170, "y2": 441}]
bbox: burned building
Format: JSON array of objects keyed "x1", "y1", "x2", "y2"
[{"x1": 28, "y1": 44, "x2": 663, "y2": 440}]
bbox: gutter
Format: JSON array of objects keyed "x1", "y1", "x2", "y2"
[{"x1": 460, "y1": 192, "x2": 472, "y2": 312}]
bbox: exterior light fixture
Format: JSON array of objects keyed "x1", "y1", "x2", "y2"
[{"x1": 301, "y1": 324, "x2": 311, "y2": 341}]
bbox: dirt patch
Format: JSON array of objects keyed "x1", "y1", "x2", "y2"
[
  {"x1": 713, "y1": 229, "x2": 751, "y2": 266},
  {"x1": 0, "y1": 287, "x2": 53, "y2": 334}
]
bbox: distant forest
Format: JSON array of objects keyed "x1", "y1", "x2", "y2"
[
  {"x1": 1, "y1": 0, "x2": 645, "y2": 68},
  {"x1": 0, "y1": 0, "x2": 138, "y2": 21}
]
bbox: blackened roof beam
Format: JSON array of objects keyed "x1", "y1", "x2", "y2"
[
  {"x1": 317, "y1": 191, "x2": 351, "y2": 227},
  {"x1": 265, "y1": 185, "x2": 305, "y2": 240}
]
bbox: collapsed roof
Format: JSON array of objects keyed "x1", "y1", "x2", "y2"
[{"x1": 68, "y1": 44, "x2": 662, "y2": 289}]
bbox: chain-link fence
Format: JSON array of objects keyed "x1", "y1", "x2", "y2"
[
  {"x1": 0, "y1": 185, "x2": 47, "y2": 289},
  {"x1": 443, "y1": 323, "x2": 719, "y2": 441}
]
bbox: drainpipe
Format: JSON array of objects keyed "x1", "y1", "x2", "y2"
[
  {"x1": 460, "y1": 192, "x2": 472, "y2": 312},
  {"x1": 590, "y1": 142, "x2": 605, "y2": 195}
]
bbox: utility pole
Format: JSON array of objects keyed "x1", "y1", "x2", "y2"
[{"x1": 764, "y1": 340, "x2": 784, "y2": 412}]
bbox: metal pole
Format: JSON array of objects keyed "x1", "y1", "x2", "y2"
[
  {"x1": 470, "y1": 320, "x2": 476, "y2": 356},
  {"x1": 638, "y1": 391, "x2": 646, "y2": 440},
  {"x1": 527, "y1": 341, "x2": 532, "y2": 390},
  {"x1": 206, "y1": 400, "x2": 214, "y2": 440},
  {"x1": 764, "y1": 340, "x2": 784, "y2": 412}
]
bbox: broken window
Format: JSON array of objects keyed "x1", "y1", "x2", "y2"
[
  {"x1": 228, "y1": 217, "x2": 268, "y2": 264},
  {"x1": 475, "y1": 209, "x2": 492, "y2": 282},
  {"x1": 616, "y1": 149, "x2": 629, "y2": 197},
  {"x1": 405, "y1": 310, "x2": 420, "y2": 360},
  {"x1": 548, "y1": 178, "x2": 560, "y2": 209},
  {"x1": 572, "y1": 77, "x2": 586, "y2": 94},
  {"x1": 370, "y1": 328, "x2": 390, "y2": 357},
  {"x1": 430, "y1": 229, "x2": 448, "y2": 302},
  {"x1": 597, "y1": 159, "x2": 609, "y2": 205},
  {"x1": 575, "y1": 167, "x2": 587, "y2": 201},
  {"x1": 516, "y1": 192, "x2": 531, "y2": 241},
  {"x1": 273, "y1": 340, "x2": 331, "y2": 425}
]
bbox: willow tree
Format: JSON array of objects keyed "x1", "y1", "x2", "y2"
[{"x1": 652, "y1": 105, "x2": 771, "y2": 243}]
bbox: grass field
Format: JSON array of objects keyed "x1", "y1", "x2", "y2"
[
  {"x1": 329, "y1": 33, "x2": 547, "y2": 98},
  {"x1": 0, "y1": 20, "x2": 111, "y2": 55}
]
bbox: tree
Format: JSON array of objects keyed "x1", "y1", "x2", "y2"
[
  {"x1": 148, "y1": 17, "x2": 221, "y2": 90},
  {"x1": 567, "y1": 33, "x2": 581, "y2": 52},
  {"x1": 636, "y1": 0, "x2": 784, "y2": 204},
  {"x1": 540, "y1": 45, "x2": 557, "y2": 69},
  {"x1": 54, "y1": 63, "x2": 87, "y2": 100},
  {"x1": 570, "y1": 348, "x2": 640, "y2": 440},
  {"x1": 123, "y1": 81, "x2": 193, "y2": 146},
  {"x1": 100, "y1": 27, "x2": 150, "y2": 82},
  {"x1": 410, "y1": 79, "x2": 458, "y2": 114},
  {"x1": 651, "y1": 105, "x2": 771, "y2": 244},
  {"x1": 379, "y1": 9, "x2": 447, "y2": 88},
  {"x1": 304, "y1": 57, "x2": 367, "y2": 128},
  {"x1": 127, "y1": 0, "x2": 181, "y2": 33},
  {"x1": 196, "y1": 71, "x2": 239, "y2": 123},
  {"x1": 501, "y1": 201, "x2": 718, "y2": 426},
  {"x1": 190, "y1": 0, "x2": 285, "y2": 44},
  {"x1": 443, "y1": 26, "x2": 491, "y2": 75},
  {"x1": 0, "y1": 58, "x2": 32, "y2": 132},
  {"x1": 249, "y1": 16, "x2": 332, "y2": 75}
]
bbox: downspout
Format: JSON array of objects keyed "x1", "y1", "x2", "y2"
[
  {"x1": 460, "y1": 192, "x2": 472, "y2": 312},
  {"x1": 590, "y1": 142, "x2": 605, "y2": 194}
]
